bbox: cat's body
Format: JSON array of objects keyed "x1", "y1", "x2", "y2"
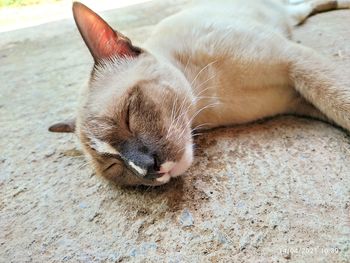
[
  {"x1": 146, "y1": 0, "x2": 299, "y2": 129},
  {"x1": 50, "y1": 0, "x2": 350, "y2": 186},
  {"x1": 145, "y1": 0, "x2": 346, "y2": 128}
]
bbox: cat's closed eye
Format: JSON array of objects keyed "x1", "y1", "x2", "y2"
[{"x1": 125, "y1": 101, "x2": 131, "y2": 132}]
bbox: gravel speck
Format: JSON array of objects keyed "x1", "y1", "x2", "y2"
[{"x1": 179, "y1": 208, "x2": 194, "y2": 227}]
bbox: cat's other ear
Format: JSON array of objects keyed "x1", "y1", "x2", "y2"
[
  {"x1": 48, "y1": 119, "x2": 76, "y2": 133},
  {"x1": 72, "y1": 2, "x2": 141, "y2": 62}
]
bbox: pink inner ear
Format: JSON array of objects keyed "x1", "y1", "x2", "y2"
[
  {"x1": 73, "y1": 2, "x2": 139, "y2": 61},
  {"x1": 91, "y1": 23, "x2": 118, "y2": 59}
]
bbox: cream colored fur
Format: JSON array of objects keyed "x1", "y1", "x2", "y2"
[
  {"x1": 62, "y1": 0, "x2": 350, "y2": 186},
  {"x1": 142, "y1": 0, "x2": 350, "y2": 131}
]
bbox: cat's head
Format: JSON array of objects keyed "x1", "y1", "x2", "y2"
[{"x1": 49, "y1": 2, "x2": 195, "y2": 186}]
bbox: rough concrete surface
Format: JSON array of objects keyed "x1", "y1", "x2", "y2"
[{"x1": 1, "y1": 1, "x2": 350, "y2": 262}]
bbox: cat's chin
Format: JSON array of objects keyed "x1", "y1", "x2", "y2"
[{"x1": 155, "y1": 173, "x2": 171, "y2": 184}]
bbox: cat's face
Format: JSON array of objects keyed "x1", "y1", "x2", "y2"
[
  {"x1": 50, "y1": 3, "x2": 194, "y2": 186},
  {"x1": 78, "y1": 52, "x2": 194, "y2": 186}
]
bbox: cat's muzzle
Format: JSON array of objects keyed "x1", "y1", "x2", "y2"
[{"x1": 119, "y1": 139, "x2": 164, "y2": 181}]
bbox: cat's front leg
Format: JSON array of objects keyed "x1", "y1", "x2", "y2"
[{"x1": 286, "y1": 43, "x2": 350, "y2": 132}]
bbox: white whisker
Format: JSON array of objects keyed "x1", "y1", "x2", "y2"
[
  {"x1": 192, "y1": 122, "x2": 213, "y2": 131},
  {"x1": 183, "y1": 54, "x2": 192, "y2": 77},
  {"x1": 193, "y1": 73, "x2": 217, "y2": 92},
  {"x1": 194, "y1": 84, "x2": 220, "y2": 100},
  {"x1": 176, "y1": 102, "x2": 221, "y2": 141},
  {"x1": 190, "y1": 60, "x2": 218, "y2": 87}
]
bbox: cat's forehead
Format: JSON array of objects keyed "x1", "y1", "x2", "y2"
[
  {"x1": 86, "y1": 56, "x2": 163, "y2": 114},
  {"x1": 90, "y1": 54, "x2": 162, "y2": 90}
]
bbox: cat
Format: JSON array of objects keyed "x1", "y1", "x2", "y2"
[{"x1": 49, "y1": 0, "x2": 350, "y2": 186}]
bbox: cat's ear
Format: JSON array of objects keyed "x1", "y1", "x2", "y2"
[
  {"x1": 48, "y1": 119, "x2": 76, "y2": 133},
  {"x1": 72, "y1": 2, "x2": 141, "y2": 62}
]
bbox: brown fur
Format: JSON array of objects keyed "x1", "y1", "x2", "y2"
[{"x1": 78, "y1": 69, "x2": 192, "y2": 185}]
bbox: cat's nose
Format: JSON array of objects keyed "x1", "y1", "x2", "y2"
[
  {"x1": 124, "y1": 152, "x2": 159, "y2": 176},
  {"x1": 143, "y1": 153, "x2": 162, "y2": 179},
  {"x1": 120, "y1": 140, "x2": 162, "y2": 178},
  {"x1": 137, "y1": 152, "x2": 160, "y2": 173}
]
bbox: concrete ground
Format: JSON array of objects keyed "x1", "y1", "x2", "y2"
[{"x1": 0, "y1": 0, "x2": 349, "y2": 262}]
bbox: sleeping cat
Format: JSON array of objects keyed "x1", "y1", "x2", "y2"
[{"x1": 49, "y1": 0, "x2": 350, "y2": 186}]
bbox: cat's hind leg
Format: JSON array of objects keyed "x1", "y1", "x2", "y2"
[{"x1": 288, "y1": 0, "x2": 350, "y2": 25}]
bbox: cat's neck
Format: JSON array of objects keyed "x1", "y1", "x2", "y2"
[
  {"x1": 145, "y1": 42, "x2": 218, "y2": 98},
  {"x1": 144, "y1": 42, "x2": 220, "y2": 130}
]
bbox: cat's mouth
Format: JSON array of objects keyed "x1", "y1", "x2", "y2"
[
  {"x1": 154, "y1": 172, "x2": 171, "y2": 184},
  {"x1": 124, "y1": 150, "x2": 193, "y2": 186},
  {"x1": 102, "y1": 142, "x2": 194, "y2": 186},
  {"x1": 126, "y1": 164, "x2": 173, "y2": 185},
  {"x1": 137, "y1": 143, "x2": 194, "y2": 185},
  {"x1": 126, "y1": 171, "x2": 171, "y2": 186}
]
